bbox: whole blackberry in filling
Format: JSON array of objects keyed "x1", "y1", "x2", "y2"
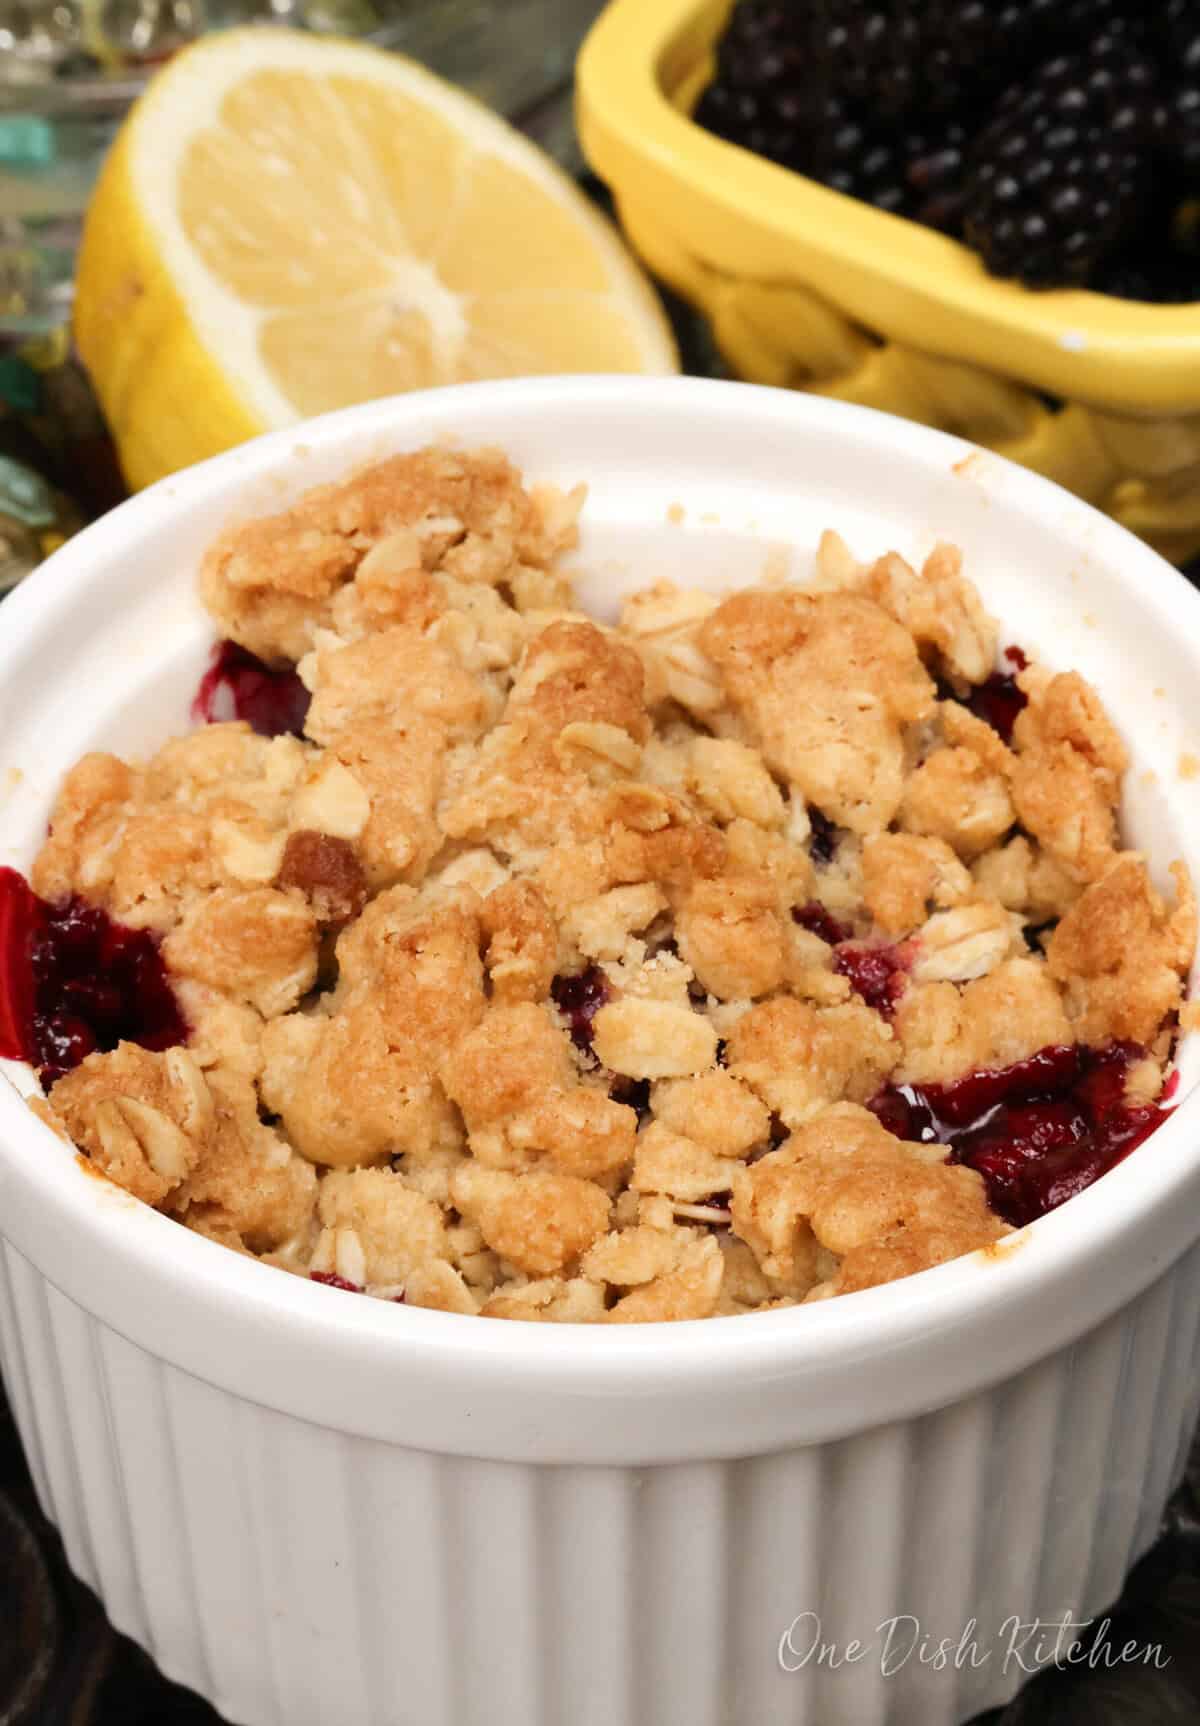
[{"x1": 962, "y1": 29, "x2": 1158, "y2": 286}]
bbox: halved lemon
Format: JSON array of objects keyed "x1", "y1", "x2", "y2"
[{"x1": 74, "y1": 27, "x2": 678, "y2": 490}]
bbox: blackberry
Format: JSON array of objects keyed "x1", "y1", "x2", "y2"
[
  {"x1": 696, "y1": 0, "x2": 1171, "y2": 296},
  {"x1": 817, "y1": 3, "x2": 931, "y2": 121},
  {"x1": 929, "y1": 0, "x2": 1066, "y2": 82},
  {"x1": 1156, "y1": 81, "x2": 1200, "y2": 181},
  {"x1": 1093, "y1": 242, "x2": 1200, "y2": 302},
  {"x1": 814, "y1": 97, "x2": 912, "y2": 214},
  {"x1": 816, "y1": 103, "x2": 969, "y2": 228},
  {"x1": 1152, "y1": 5, "x2": 1200, "y2": 181},
  {"x1": 902, "y1": 119, "x2": 971, "y2": 231},
  {"x1": 817, "y1": 0, "x2": 1140, "y2": 126},
  {"x1": 962, "y1": 29, "x2": 1158, "y2": 286},
  {"x1": 693, "y1": 0, "x2": 819, "y2": 172},
  {"x1": 919, "y1": 1, "x2": 1061, "y2": 111}
]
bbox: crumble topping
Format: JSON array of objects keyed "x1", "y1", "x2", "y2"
[{"x1": 25, "y1": 444, "x2": 1196, "y2": 1322}]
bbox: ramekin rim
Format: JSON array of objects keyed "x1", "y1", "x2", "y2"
[{"x1": 1, "y1": 373, "x2": 1199, "y2": 1383}]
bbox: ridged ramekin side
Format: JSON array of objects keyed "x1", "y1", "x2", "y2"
[{"x1": 2, "y1": 1233, "x2": 1198, "y2": 1726}]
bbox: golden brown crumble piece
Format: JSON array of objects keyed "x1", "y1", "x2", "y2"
[
  {"x1": 604, "y1": 1233, "x2": 724, "y2": 1323},
  {"x1": 49, "y1": 1043, "x2": 213, "y2": 1208},
  {"x1": 162, "y1": 886, "x2": 318, "y2": 1017},
  {"x1": 560, "y1": 881, "x2": 668, "y2": 965},
  {"x1": 908, "y1": 900, "x2": 1021, "y2": 985},
  {"x1": 676, "y1": 874, "x2": 793, "y2": 1001},
  {"x1": 630, "y1": 1120, "x2": 739, "y2": 1204},
  {"x1": 450, "y1": 1164, "x2": 611, "y2": 1277},
  {"x1": 324, "y1": 719, "x2": 446, "y2": 889},
  {"x1": 863, "y1": 544, "x2": 998, "y2": 688},
  {"x1": 259, "y1": 888, "x2": 485, "y2": 1169},
  {"x1": 34, "y1": 724, "x2": 330, "y2": 937},
  {"x1": 303, "y1": 624, "x2": 492, "y2": 745},
  {"x1": 592, "y1": 996, "x2": 719, "y2": 1080},
  {"x1": 47, "y1": 1045, "x2": 317, "y2": 1255},
  {"x1": 175, "y1": 1069, "x2": 317, "y2": 1257},
  {"x1": 481, "y1": 1277, "x2": 608, "y2": 1323},
  {"x1": 699, "y1": 589, "x2": 936, "y2": 832},
  {"x1": 899, "y1": 703, "x2": 1016, "y2": 861},
  {"x1": 313, "y1": 1168, "x2": 449, "y2": 1289},
  {"x1": 261, "y1": 1003, "x2": 459, "y2": 1170},
  {"x1": 813, "y1": 534, "x2": 999, "y2": 691},
  {"x1": 511, "y1": 1090, "x2": 637, "y2": 1181},
  {"x1": 28, "y1": 447, "x2": 1197, "y2": 1321},
  {"x1": 725, "y1": 996, "x2": 896, "y2": 1129},
  {"x1": 479, "y1": 879, "x2": 560, "y2": 1006},
  {"x1": 31, "y1": 753, "x2": 139, "y2": 906},
  {"x1": 861, "y1": 833, "x2": 973, "y2": 936},
  {"x1": 730, "y1": 1107, "x2": 1007, "y2": 1301},
  {"x1": 200, "y1": 447, "x2": 579, "y2": 663},
  {"x1": 1046, "y1": 857, "x2": 1195, "y2": 1046},
  {"x1": 894, "y1": 957, "x2": 1072, "y2": 1087},
  {"x1": 649, "y1": 1072, "x2": 770, "y2": 1158},
  {"x1": 172, "y1": 981, "x2": 265, "y2": 1080},
  {"x1": 441, "y1": 1000, "x2": 573, "y2": 1164},
  {"x1": 683, "y1": 737, "x2": 786, "y2": 829},
  {"x1": 599, "y1": 784, "x2": 727, "y2": 898},
  {"x1": 971, "y1": 835, "x2": 1080, "y2": 924},
  {"x1": 620, "y1": 581, "x2": 723, "y2": 718},
  {"x1": 442, "y1": 620, "x2": 652, "y2": 857},
  {"x1": 1009, "y1": 670, "x2": 1127, "y2": 883},
  {"x1": 331, "y1": 886, "x2": 486, "y2": 1053}
]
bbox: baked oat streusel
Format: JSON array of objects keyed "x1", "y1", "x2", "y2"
[{"x1": 23, "y1": 446, "x2": 1197, "y2": 1320}]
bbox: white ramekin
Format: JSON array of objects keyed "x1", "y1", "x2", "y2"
[{"x1": 2, "y1": 378, "x2": 1200, "y2": 1726}]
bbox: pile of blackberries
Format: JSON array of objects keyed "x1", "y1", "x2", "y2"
[{"x1": 693, "y1": 0, "x2": 1200, "y2": 296}]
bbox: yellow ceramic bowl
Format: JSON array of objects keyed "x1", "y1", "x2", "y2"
[{"x1": 577, "y1": 0, "x2": 1200, "y2": 563}]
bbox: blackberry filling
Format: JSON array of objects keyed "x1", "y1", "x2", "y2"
[
  {"x1": 869, "y1": 1040, "x2": 1166, "y2": 1226},
  {"x1": 807, "y1": 807, "x2": 838, "y2": 866},
  {"x1": 793, "y1": 901, "x2": 851, "y2": 945},
  {"x1": 610, "y1": 1075, "x2": 652, "y2": 1119},
  {"x1": 793, "y1": 903, "x2": 911, "y2": 1014},
  {"x1": 0, "y1": 868, "x2": 188, "y2": 1087},
  {"x1": 833, "y1": 941, "x2": 912, "y2": 1017},
  {"x1": 310, "y1": 1271, "x2": 362, "y2": 1293},
  {"x1": 550, "y1": 965, "x2": 610, "y2": 1056},
  {"x1": 963, "y1": 645, "x2": 1029, "y2": 743},
  {"x1": 192, "y1": 640, "x2": 311, "y2": 739}
]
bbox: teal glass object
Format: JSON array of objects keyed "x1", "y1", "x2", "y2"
[{"x1": 0, "y1": 453, "x2": 57, "y2": 526}]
